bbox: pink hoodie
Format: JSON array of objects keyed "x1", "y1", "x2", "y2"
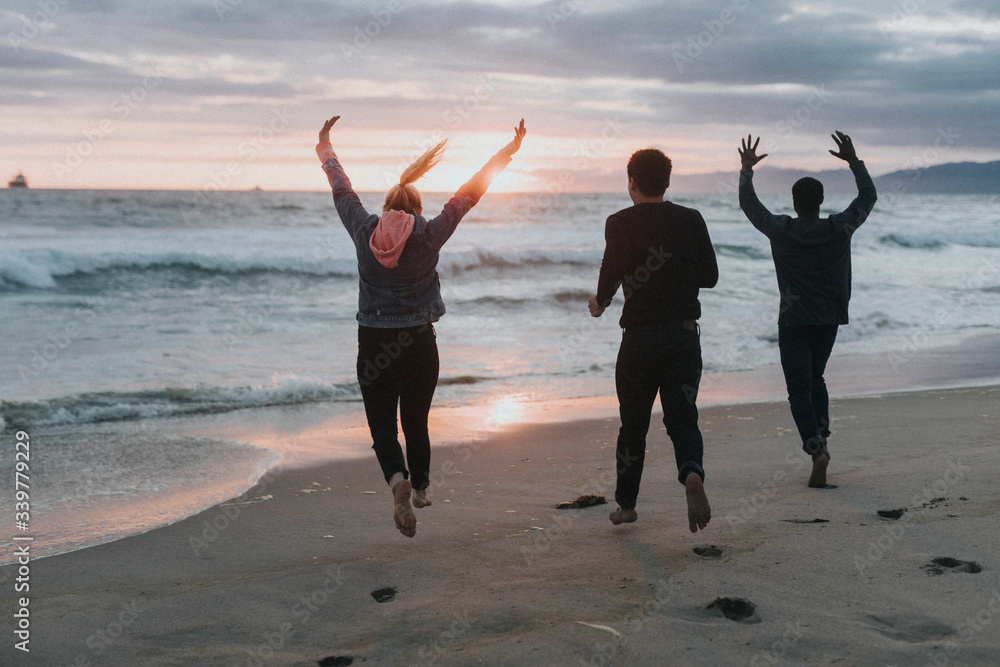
[
  {"x1": 316, "y1": 141, "x2": 415, "y2": 268},
  {"x1": 369, "y1": 209, "x2": 415, "y2": 268}
]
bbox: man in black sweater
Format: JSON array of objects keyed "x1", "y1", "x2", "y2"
[
  {"x1": 738, "y1": 131, "x2": 877, "y2": 487},
  {"x1": 589, "y1": 148, "x2": 718, "y2": 533}
]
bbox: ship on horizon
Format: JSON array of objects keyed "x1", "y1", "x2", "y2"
[{"x1": 8, "y1": 171, "x2": 28, "y2": 188}]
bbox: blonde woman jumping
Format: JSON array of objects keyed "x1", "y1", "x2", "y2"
[{"x1": 317, "y1": 115, "x2": 526, "y2": 537}]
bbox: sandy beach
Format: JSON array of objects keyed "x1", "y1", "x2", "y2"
[{"x1": 4, "y1": 382, "x2": 999, "y2": 666}]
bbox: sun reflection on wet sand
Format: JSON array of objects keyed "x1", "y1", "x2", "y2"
[
  {"x1": 485, "y1": 393, "x2": 527, "y2": 426},
  {"x1": 427, "y1": 392, "x2": 619, "y2": 446},
  {"x1": 191, "y1": 392, "x2": 620, "y2": 471}
]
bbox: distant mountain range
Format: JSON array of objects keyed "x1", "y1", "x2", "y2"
[{"x1": 672, "y1": 160, "x2": 1000, "y2": 195}]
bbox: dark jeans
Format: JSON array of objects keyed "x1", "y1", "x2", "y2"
[
  {"x1": 357, "y1": 324, "x2": 439, "y2": 489},
  {"x1": 614, "y1": 322, "x2": 706, "y2": 511},
  {"x1": 778, "y1": 324, "x2": 839, "y2": 451}
]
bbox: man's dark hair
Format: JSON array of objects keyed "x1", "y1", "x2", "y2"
[
  {"x1": 792, "y1": 177, "x2": 824, "y2": 214},
  {"x1": 627, "y1": 149, "x2": 672, "y2": 197}
]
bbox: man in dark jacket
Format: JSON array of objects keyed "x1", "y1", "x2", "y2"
[
  {"x1": 589, "y1": 148, "x2": 718, "y2": 533},
  {"x1": 738, "y1": 131, "x2": 877, "y2": 487}
]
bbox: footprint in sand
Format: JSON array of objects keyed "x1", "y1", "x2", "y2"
[
  {"x1": 555, "y1": 494, "x2": 608, "y2": 509},
  {"x1": 693, "y1": 545, "x2": 724, "y2": 558},
  {"x1": 707, "y1": 597, "x2": 759, "y2": 623},
  {"x1": 922, "y1": 557, "x2": 982, "y2": 575},
  {"x1": 317, "y1": 658, "x2": 354, "y2": 667},
  {"x1": 371, "y1": 587, "x2": 397, "y2": 603},
  {"x1": 880, "y1": 497, "x2": 958, "y2": 521},
  {"x1": 865, "y1": 613, "x2": 955, "y2": 643}
]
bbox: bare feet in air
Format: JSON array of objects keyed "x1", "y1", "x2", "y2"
[
  {"x1": 393, "y1": 479, "x2": 416, "y2": 537},
  {"x1": 808, "y1": 451, "x2": 830, "y2": 488},
  {"x1": 609, "y1": 507, "x2": 638, "y2": 525},
  {"x1": 685, "y1": 471, "x2": 711, "y2": 533},
  {"x1": 412, "y1": 487, "x2": 432, "y2": 508}
]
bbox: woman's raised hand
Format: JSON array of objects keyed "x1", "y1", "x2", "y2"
[
  {"x1": 501, "y1": 119, "x2": 526, "y2": 157},
  {"x1": 319, "y1": 116, "x2": 340, "y2": 143}
]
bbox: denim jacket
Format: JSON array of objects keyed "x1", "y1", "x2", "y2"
[{"x1": 319, "y1": 144, "x2": 511, "y2": 328}]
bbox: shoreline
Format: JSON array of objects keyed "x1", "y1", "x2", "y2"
[
  {"x1": 5, "y1": 383, "x2": 999, "y2": 665},
  {"x1": 4, "y1": 331, "x2": 1000, "y2": 571},
  {"x1": 185, "y1": 329, "x2": 1000, "y2": 470}
]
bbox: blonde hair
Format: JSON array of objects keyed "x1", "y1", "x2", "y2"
[{"x1": 384, "y1": 139, "x2": 447, "y2": 215}]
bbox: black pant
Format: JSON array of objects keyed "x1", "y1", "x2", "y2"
[
  {"x1": 778, "y1": 324, "x2": 839, "y2": 450},
  {"x1": 614, "y1": 322, "x2": 706, "y2": 511},
  {"x1": 357, "y1": 324, "x2": 439, "y2": 489}
]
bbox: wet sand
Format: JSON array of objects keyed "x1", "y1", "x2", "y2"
[{"x1": 5, "y1": 384, "x2": 999, "y2": 666}]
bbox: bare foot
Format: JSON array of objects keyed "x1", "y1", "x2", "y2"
[
  {"x1": 412, "y1": 487, "x2": 431, "y2": 508},
  {"x1": 609, "y1": 507, "x2": 638, "y2": 525},
  {"x1": 393, "y1": 480, "x2": 416, "y2": 537},
  {"x1": 685, "y1": 472, "x2": 711, "y2": 533},
  {"x1": 808, "y1": 452, "x2": 830, "y2": 488}
]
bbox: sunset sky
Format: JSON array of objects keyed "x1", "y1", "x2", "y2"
[{"x1": 2, "y1": 0, "x2": 998, "y2": 192}]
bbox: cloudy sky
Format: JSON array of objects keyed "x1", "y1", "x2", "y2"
[{"x1": 2, "y1": 0, "x2": 998, "y2": 191}]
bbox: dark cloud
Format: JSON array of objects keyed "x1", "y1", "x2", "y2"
[
  {"x1": 951, "y1": 0, "x2": 1000, "y2": 17},
  {"x1": 0, "y1": 44, "x2": 99, "y2": 70}
]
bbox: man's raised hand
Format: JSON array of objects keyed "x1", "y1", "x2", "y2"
[
  {"x1": 829, "y1": 130, "x2": 858, "y2": 163},
  {"x1": 739, "y1": 134, "x2": 768, "y2": 169}
]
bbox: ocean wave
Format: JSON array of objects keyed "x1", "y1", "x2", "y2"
[
  {"x1": 456, "y1": 290, "x2": 593, "y2": 310},
  {"x1": 0, "y1": 250, "x2": 358, "y2": 289},
  {"x1": 552, "y1": 289, "x2": 593, "y2": 303},
  {"x1": 834, "y1": 311, "x2": 903, "y2": 344},
  {"x1": 878, "y1": 234, "x2": 946, "y2": 250},
  {"x1": 0, "y1": 244, "x2": 601, "y2": 291},
  {"x1": 442, "y1": 249, "x2": 595, "y2": 274},
  {"x1": 438, "y1": 375, "x2": 491, "y2": 386},
  {"x1": 459, "y1": 295, "x2": 532, "y2": 308},
  {"x1": 877, "y1": 231, "x2": 1000, "y2": 250},
  {"x1": 714, "y1": 244, "x2": 771, "y2": 261},
  {"x1": 0, "y1": 379, "x2": 361, "y2": 429}
]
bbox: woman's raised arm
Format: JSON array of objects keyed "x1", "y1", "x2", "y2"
[
  {"x1": 316, "y1": 115, "x2": 341, "y2": 164},
  {"x1": 456, "y1": 118, "x2": 527, "y2": 203},
  {"x1": 315, "y1": 114, "x2": 372, "y2": 240}
]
